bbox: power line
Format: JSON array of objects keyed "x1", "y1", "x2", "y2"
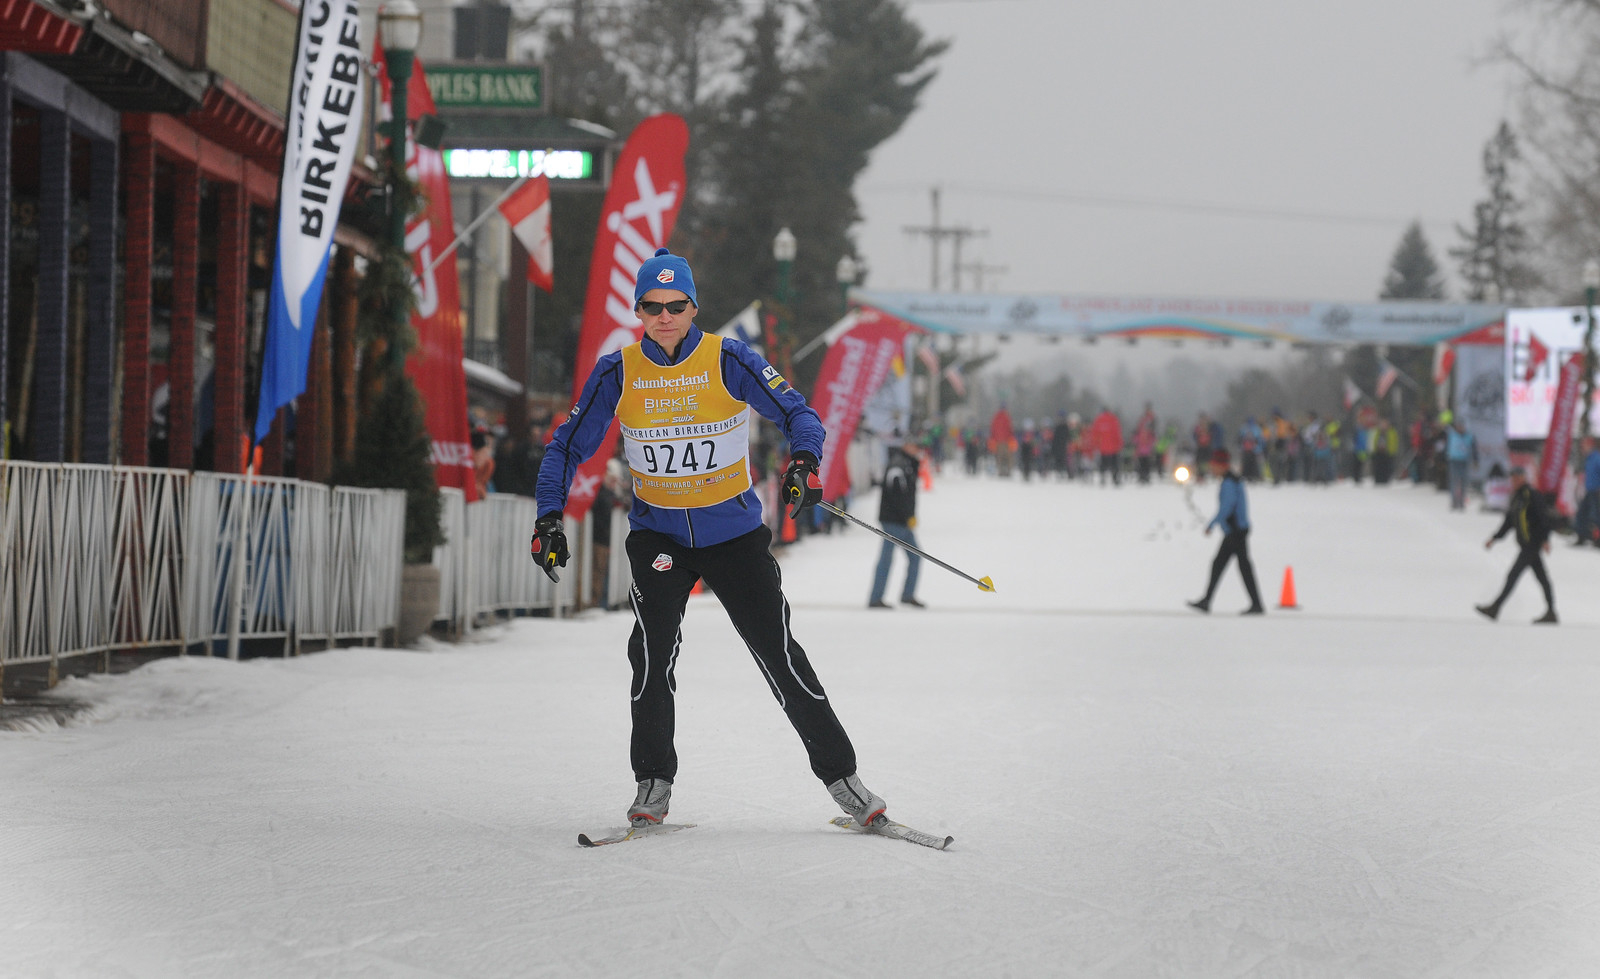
[{"x1": 866, "y1": 180, "x2": 1456, "y2": 231}]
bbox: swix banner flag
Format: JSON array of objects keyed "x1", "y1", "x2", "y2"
[
  {"x1": 500, "y1": 174, "x2": 554, "y2": 292},
  {"x1": 809, "y1": 306, "x2": 924, "y2": 502},
  {"x1": 1537, "y1": 352, "x2": 1585, "y2": 496},
  {"x1": 255, "y1": 0, "x2": 365, "y2": 441},
  {"x1": 375, "y1": 45, "x2": 476, "y2": 501},
  {"x1": 564, "y1": 114, "x2": 689, "y2": 520}
]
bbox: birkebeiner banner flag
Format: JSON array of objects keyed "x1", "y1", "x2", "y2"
[{"x1": 255, "y1": 0, "x2": 366, "y2": 441}]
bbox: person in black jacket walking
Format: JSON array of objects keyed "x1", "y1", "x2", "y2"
[
  {"x1": 868, "y1": 433, "x2": 925, "y2": 609},
  {"x1": 1476, "y1": 466, "x2": 1558, "y2": 624}
]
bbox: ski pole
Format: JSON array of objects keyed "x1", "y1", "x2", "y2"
[{"x1": 812, "y1": 499, "x2": 996, "y2": 593}]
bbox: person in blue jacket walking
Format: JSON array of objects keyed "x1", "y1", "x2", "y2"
[
  {"x1": 1575, "y1": 436, "x2": 1600, "y2": 546},
  {"x1": 530, "y1": 248, "x2": 888, "y2": 833},
  {"x1": 1188, "y1": 448, "x2": 1265, "y2": 615},
  {"x1": 1444, "y1": 417, "x2": 1478, "y2": 511}
]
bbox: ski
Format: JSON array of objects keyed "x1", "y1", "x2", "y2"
[
  {"x1": 829, "y1": 815, "x2": 953, "y2": 850},
  {"x1": 577, "y1": 822, "x2": 695, "y2": 848}
]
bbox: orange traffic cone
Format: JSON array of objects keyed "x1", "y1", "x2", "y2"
[
  {"x1": 1277, "y1": 566, "x2": 1299, "y2": 610},
  {"x1": 691, "y1": 579, "x2": 704, "y2": 595}
]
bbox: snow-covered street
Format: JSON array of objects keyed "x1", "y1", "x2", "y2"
[{"x1": 4, "y1": 473, "x2": 1599, "y2": 978}]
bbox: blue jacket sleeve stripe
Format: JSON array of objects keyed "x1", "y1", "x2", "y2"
[
  {"x1": 720, "y1": 343, "x2": 825, "y2": 460},
  {"x1": 535, "y1": 355, "x2": 624, "y2": 519}
]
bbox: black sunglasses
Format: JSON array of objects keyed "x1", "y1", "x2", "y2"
[{"x1": 637, "y1": 299, "x2": 694, "y2": 316}]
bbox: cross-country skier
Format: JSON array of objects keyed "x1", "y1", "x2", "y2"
[
  {"x1": 1475, "y1": 466, "x2": 1558, "y2": 624},
  {"x1": 1187, "y1": 448, "x2": 1265, "y2": 615},
  {"x1": 532, "y1": 247, "x2": 889, "y2": 832}
]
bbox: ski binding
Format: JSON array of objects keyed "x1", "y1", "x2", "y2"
[
  {"x1": 829, "y1": 815, "x2": 953, "y2": 850},
  {"x1": 578, "y1": 822, "x2": 695, "y2": 848}
]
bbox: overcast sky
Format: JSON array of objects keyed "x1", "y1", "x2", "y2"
[{"x1": 855, "y1": 0, "x2": 1521, "y2": 304}]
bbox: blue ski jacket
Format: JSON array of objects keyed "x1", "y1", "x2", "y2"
[
  {"x1": 536, "y1": 325, "x2": 825, "y2": 549},
  {"x1": 1208, "y1": 472, "x2": 1251, "y2": 534}
]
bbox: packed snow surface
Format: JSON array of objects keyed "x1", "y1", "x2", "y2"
[{"x1": 4, "y1": 474, "x2": 1600, "y2": 978}]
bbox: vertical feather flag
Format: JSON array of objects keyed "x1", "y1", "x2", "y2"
[{"x1": 255, "y1": 0, "x2": 365, "y2": 441}]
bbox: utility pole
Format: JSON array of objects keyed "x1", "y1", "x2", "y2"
[
  {"x1": 903, "y1": 186, "x2": 987, "y2": 292},
  {"x1": 957, "y1": 260, "x2": 1008, "y2": 293}
]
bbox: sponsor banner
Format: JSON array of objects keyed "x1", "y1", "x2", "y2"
[
  {"x1": 809, "y1": 306, "x2": 923, "y2": 502},
  {"x1": 564, "y1": 114, "x2": 690, "y2": 520},
  {"x1": 853, "y1": 289, "x2": 1504, "y2": 347},
  {"x1": 1504, "y1": 307, "x2": 1600, "y2": 439},
  {"x1": 1454, "y1": 343, "x2": 1508, "y2": 483},
  {"x1": 375, "y1": 46, "x2": 476, "y2": 501},
  {"x1": 255, "y1": 0, "x2": 365, "y2": 441},
  {"x1": 1538, "y1": 352, "x2": 1586, "y2": 495}
]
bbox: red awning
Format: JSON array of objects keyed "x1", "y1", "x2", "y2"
[{"x1": 0, "y1": 0, "x2": 84, "y2": 56}]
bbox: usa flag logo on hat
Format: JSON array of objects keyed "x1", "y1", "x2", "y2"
[
  {"x1": 657, "y1": 269, "x2": 675, "y2": 283},
  {"x1": 652, "y1": 553, "x2": 673, "y2": 572}
]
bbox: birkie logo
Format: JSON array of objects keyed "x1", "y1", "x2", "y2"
[
  {"x1": 652, "y1": 553, "x2": 673, "y2": 572},
  {"x1": 657, "y1": 269, "x2": 675, "y2": 283}
]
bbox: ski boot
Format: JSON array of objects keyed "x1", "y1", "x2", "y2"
[
  {"x1": 627, "y1": 778, "x2": 672, "y2": 826},
  {"x1": 827, "y1": 774, "x2": 887, "y2": 828}
]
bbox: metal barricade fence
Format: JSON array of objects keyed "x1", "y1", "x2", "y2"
[
  {"x1": 1, "y1": 461, "x2": 406, "y2": 684},
  {"x1": 430, "y1": 496, "x2": 639, "y2": 630}
]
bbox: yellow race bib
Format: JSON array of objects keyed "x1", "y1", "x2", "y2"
[{"x1": 617, "y1": 336, "x2": 752, "y2": 508}]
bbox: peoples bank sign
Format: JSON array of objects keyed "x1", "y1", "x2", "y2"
[{"x1": 425, "y1": 64, "x2": 542, "y2": 111}]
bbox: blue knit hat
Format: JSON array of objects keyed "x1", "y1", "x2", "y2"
[{"x1": 634, "y1": 248, "x2": 697, "y2": 305}]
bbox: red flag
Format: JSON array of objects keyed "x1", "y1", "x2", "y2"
[
  {"x1": 1537, "y1": 352, "x2": 1585, "y2": 496},
  {"x1": 500, "y1": 175, "x2": 553, "y2": 292},
  {"x1": 809, "y1": 306, "x2": 923, "y2": 502},
  {"x1": 1341, "y1": 375, "x2": 1363, "y2": 411},
  {"x1": 943, "y1": 362, "x2": 966, "y2": 398},
  {"x1": 564, "y1": 114, "x2": 689, "y2": 521},
  {"x1": 374, "y1": 45, "x2": 477, "y2": 501},
  {"x1": 1432, "y1": 344, "x2": 1456, "y2": 387},
  {"x1": 1375, "y1": 359, "x2": 1400, "y2": 400}
]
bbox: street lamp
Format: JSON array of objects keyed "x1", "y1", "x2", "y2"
[
  {"x1": 773, "y1": 227, "x2": 797, "y2": 306},
  {"x1": 835, "y1": 254, "x2": 857, "y2": 314},
  {"x1": 1583, "y1": 258, "x2": 1600, "y2": 441},
  {"x1": 380, "y1": 0, "x2": 423, "y2": 253}
]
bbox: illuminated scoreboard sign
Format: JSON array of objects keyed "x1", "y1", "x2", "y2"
[{"x1": 443, "y1": 148, "x2": 594, "y2": 181}]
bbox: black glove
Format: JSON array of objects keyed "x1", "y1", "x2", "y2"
[
  {"x1": 531, "y1": 513, "x2": 569, "y2": 583},
  {"x1": 782, "y1": 452, "x2": 823, "y2": 519}
]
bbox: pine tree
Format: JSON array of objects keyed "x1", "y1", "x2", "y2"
[
  {"x1": 1380, "y1": 222, "x2": 1447, "y2": 300},
  {"x1": 330, "y1": 153, "x2": 443, "y2": 564},
  {"x1": 1450, "y1": 121, "x2": 1540, "y2": 302}
]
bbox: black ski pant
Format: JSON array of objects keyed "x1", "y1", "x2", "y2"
[
  {"x1": 1491, "y1": 543, "x2": 1555, "y2": 611},
  {"x1": 624, "y1": 524, "x2": 858, "y2": 786},
  {"x1": 1201, "y1": 529, "x2": 1263, "y2": 609}
]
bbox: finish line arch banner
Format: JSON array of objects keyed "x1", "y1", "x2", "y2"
[
  {"x1": 1505, "y1": 306, "x2": 1600, "y2": 439},
  {"x1": 852, "y1": 290, "x2": 1504, "y2": 347}
]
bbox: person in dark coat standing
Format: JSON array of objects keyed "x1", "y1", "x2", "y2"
[
  {"x1": 868, "y1": 433, "x2": 924, "y2": 609},
  {"x1": 1475, "y1": 466, "x2": 1558, "y2": 624},
  {"x1": 1187, "y1": 449, "x2": 1265, "y2": 615}
]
